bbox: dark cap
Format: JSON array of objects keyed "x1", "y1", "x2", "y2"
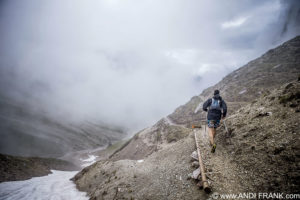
[{"x1": 214, "y1": 90, "x2": 220, "y2": 95}]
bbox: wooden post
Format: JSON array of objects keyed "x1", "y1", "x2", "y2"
[
  {"x1": 192, "y1": 125, "x2": 202, "y2": 129},
  {"x1": 194, "y1": 130, "x2": 211, "y2": 193}
]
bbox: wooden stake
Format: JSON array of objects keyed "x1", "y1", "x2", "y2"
[
  {"x1": 193, "y1": 130, "x2": 211, "y2": 193},
  {"x1": 192, "y1": 125, "x2": 202, "y2": 129}
]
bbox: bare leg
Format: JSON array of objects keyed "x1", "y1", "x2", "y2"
[
  {"x1": 212, "y1": 128, "x2": 216, "y2": 145},
  {"x1": 209, "y1": 127, "x2": 217, "y2": 153},
  {"x1": 208, "y1": 128, "x2": 214, "y2": 146}
]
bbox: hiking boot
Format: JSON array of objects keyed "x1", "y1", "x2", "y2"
[{"x1": 211, "y1": 144, "x2": 216, "y2": 153}]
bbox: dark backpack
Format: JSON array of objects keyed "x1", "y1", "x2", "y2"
[{"x1": 210, "y1": 98, "x2": 221, "y2": 111}]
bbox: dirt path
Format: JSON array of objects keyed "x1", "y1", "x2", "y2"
[
  {"x1": 144, "y1": 119, "x2": 246, "y2": 196},
  {"x1": 164, "y1": 117, "x2": 187, "y2": 128},
  {"x1": 194, "y1": 127, "x2": 246, "y2": 197}
]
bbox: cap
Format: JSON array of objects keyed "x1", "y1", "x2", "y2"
[{"x1": 214, "y1": 90, "x2": 220, "y2": 95}]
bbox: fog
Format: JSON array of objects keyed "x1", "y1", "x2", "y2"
[{"x1": 0, "y1": 0, "x2": 299, "y2": 133}]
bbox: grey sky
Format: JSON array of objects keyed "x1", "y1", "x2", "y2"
[{"x1": 0, "y1": 0, "x2": 299, "y2": 133}]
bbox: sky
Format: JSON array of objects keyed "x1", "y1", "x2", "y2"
[{"x1": 0, "y1": 0, "x2": 299, "y2": 133}]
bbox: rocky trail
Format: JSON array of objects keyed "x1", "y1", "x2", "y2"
[
  {"x1": 163, "y1": 116, "x2": 246, "y2": 196},
  {"x1": 165, "y1": 118, "x2": 245, "y2": 196},
  {"x1": 193, "y1": 126, "x2": 246, "y2": 198}
]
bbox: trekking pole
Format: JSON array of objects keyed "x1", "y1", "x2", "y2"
[
  {"x1": 223, "y1": 120, "x2": 232, "y2": 145},
  {"x1": 223, "y1": 120, "x2": 229, "y2": 136},
  {"x1": 223, "y1": 119, "x2": 232, "y2": 137},
  {"x1": 193, "y1": 128, "x2": 211, "y2": 193}
]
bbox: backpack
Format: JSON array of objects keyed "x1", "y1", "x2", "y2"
[{"x1": 210, "y1": 98, "x2": 221, "y2": 110}]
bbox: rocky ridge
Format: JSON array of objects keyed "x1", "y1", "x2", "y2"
[{"x1": 169, "y1": 35, "x2": 300, "y2": 127}]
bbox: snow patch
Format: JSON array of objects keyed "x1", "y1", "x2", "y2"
[
  {"x1": 194, "y1": 102, "x2": 202, "y2": 113},
  {"x1": 81, "y1": 155, "x2": 98, "y2": 162},
  {"x1": 164, "y1": 117, "x2": 175, "y2": 126},
  {"x1": 272, "y1": 64, "x2": 281, "y2": 69},
  {"x1": 80, "y1": 155, "x2": 98, "y2": 167},
  {"x1": 137, "y1": 160, "x2": 144, "y2": 163},
  {"x1": 0, "y1": 170, "x2": 88, "y2": 200},
  {"x1": 239, "y1": 89, "x2": 247, "y2": 94}
]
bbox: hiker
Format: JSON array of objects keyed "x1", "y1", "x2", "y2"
[{"x1": 203, "y1": 90, "x2": 227, "y2": 153}]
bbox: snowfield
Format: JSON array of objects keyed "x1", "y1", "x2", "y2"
[{"x1": 0, "y1": 170, "x2": 88, "y2": 200}]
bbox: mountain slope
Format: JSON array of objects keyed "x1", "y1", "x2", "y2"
[
  {"x1": 0, "y1": 154, "x2": 79, "y2": 182},
  {"x1": 169, "y1": 35, "x2": 300, "y2": 127},
  {"x1": 0, "y1": 94, "x2": 126, "y2": 158},
  {"x1": 72, "y1": 80, "x2": 300, "y2": 199},
  {"x1": 214, "y1": 80, "x2": 300, "y2": 193},
  {"x1": 101, "y1": 35, "x2": 300, "y2": 163},
  {"x1": 0, "y1": 68, "x2": 126, "y2": 158},
  {"x1": 72, "y1": 36, "x2": 300, "y2": 199}
]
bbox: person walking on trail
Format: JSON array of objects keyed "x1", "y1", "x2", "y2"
[{"x1": 203, "y1": 90, "x2": 227, "y2": 153}]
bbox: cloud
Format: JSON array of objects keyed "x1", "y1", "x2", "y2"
[
  {"x1": 0, "y1": 0, "x2": 299, "y2": 133},
  {"x1": 221, "y1": 17, "x2": 249, "y2": 29}
]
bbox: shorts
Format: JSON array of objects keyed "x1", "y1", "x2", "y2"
[{"x1": 207, "y1": 120, "x2": 220, "y2": 128}]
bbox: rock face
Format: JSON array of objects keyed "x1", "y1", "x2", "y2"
[
  {"x1": 72, "y1": 36, "x2": 300, "y2": 199},
  {"x1": 0, "y1": 154, "x2": 79, "y2": 182}
]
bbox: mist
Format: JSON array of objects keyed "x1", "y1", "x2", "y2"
[{"x1": 0, "y1": 0, "x2": 299, "y2": 133}]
